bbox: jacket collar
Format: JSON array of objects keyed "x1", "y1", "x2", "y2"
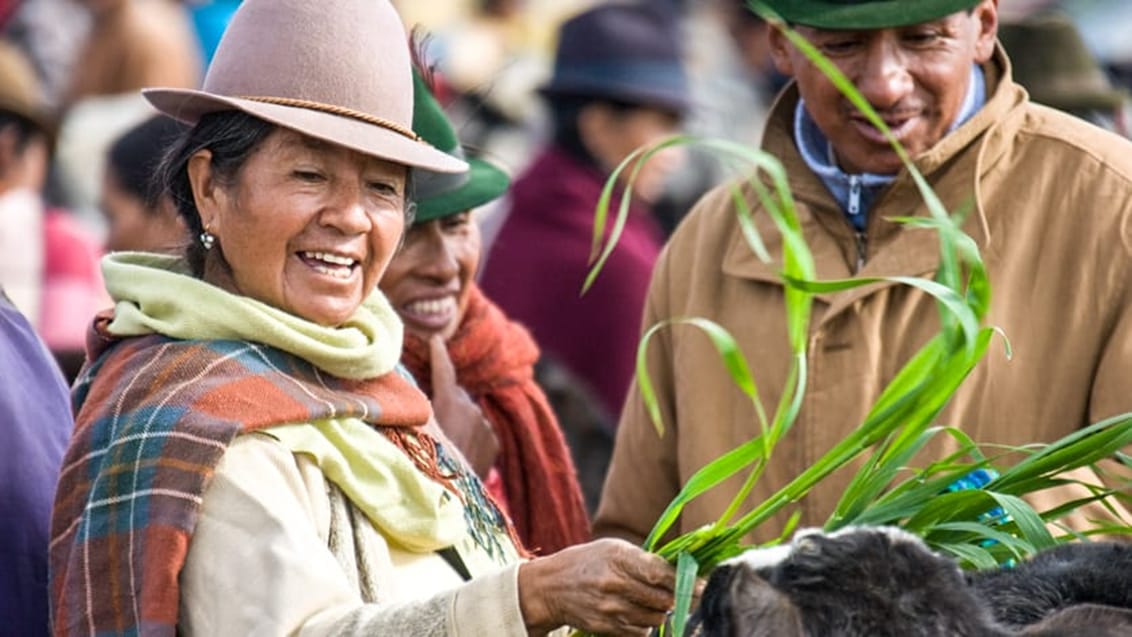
[{"x1": 723, "y1": 47, "x2": 1023, "y2": 314}]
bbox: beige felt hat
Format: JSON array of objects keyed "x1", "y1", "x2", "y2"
[
  {"x1": 143, "y1": 0, "x2": 465, "y2": 174},
  {"x1": 0, "y1": 40, "x2": 54, "y2": 139}
]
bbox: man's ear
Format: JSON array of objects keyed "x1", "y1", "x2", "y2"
[
  {"x1": 767, "y1": 25, "x2": 798, "y2": 77},
  {"x1": 186, "y1": 149, "x2": 220, "y2": 233},
  {"x1": 973, "y1": 0, "x2": 999, "y2": 64}
]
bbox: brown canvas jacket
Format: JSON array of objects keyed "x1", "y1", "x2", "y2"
[{"x1": 595, "y1": 49, "x2": 1132, "y2": 545}]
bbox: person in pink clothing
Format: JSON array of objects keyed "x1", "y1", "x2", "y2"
[
  {"x1": 480, "y1": 3, "x2": 688, "y2": 422},
  {"x1": 38, "y1": 207, "x2": 107, "y2": 377}
]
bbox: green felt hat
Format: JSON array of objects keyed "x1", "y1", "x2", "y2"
[
  {"x1": 757, "y1": 0, "x2": 982, "y2": 30},
  {"x1": 410, "y1": 71, "x2": 510, "y2": 223}
]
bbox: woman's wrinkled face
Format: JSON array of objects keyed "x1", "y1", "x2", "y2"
[
  {"x1": 769, "y1": 2, "x2": 998, "y2": 175},
  {"x1": 379, "y1": 211, "x2": 480, "y2": 340},
  {"x1": 189, "y1": 128, "x2": 407, "y2": 326}
]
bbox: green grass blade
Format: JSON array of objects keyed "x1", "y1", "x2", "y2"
[
  {"x1": 676, "y1": 318, "x2": 760, "y2": 412},
  {"x1": 585, "y1": 135, "x2": 700, "y2": 293},
  {"x1": 987, "y1": 492, "x2": 1057, "y2": 550},
  {"x1": 925, "y1": 522, "x2": 1034, "y2": 560},
  {"x1": 670, "y1": 551, "x2": 698, "y2": 637},
  {"x1": 635, "y1": 321, "x2": 671, "y2": 437},
  {"x1": 832, "y1": 427, "x2": 944, "y2": 526},
  {"x1": 991, "y1": 414, "x2": 1132, "y2": 491},
  {"x1": 1039, "y1": 491, "x2": 1130, "y2": 527},
  {"x1": 936, "y1": 541, "x2": 1000, "y2": 570},
  {"x1": 644, "y1": 438, "x2": 768, "y2": 550},
  {"x1": 729, "y1": 182, "x2": 771, "y2": 263}
]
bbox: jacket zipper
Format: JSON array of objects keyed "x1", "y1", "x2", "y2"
[
  {"x1": 847, "y1": 175, "x2": 867, "y2": 272},
  {"x1": 847, "y1": 175, "x2": 863, "y2": 218},
  {"x1": 854, "y1": 231, "x2": 868, "y2": 273}
]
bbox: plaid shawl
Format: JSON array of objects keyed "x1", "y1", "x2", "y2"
[
  {"x1": 49, "y1": 321, "x2": 430, "y2": 636},
  {"x1": 402, "y1": 284, "x2": 591, "y2": 555}
]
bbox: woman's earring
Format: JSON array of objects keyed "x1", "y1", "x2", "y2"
[{"x1": 199, "y1": 227, "x2": 216, "y2": 251}]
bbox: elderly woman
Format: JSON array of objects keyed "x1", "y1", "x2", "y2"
[
  {"x1": 379, "y1": 71, "x2": 590, "y2": 556},
  {"x1": 47, "y1": 1, "x2": 677, "y2": 636}
]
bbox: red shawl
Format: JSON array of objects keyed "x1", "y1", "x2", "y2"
[{"x1": 402, "y1": 284, "x2": 591, "y2": 554}]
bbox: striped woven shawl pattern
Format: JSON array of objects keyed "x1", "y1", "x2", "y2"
[{"x1": 49, "y1": 331, "x2": 430, "y2": 636}]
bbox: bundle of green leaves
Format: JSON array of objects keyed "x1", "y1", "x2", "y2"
[{"x1": 577, "y1": 3, "x2": 1132, "y2": 636}]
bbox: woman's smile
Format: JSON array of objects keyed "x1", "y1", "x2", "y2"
[
  {"x1": 380, "y1": 211, "x2": 481, "y2": 341},
  {"x1": 296, "y1": 250, "x2": 361, "y2": 280},
  {"x1": 399, "y1": 294, "x2": 459, "y2": 332}
]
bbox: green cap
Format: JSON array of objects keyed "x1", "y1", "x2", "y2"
[
  {"x1": 410, "y1": 71, "x2": 510, "y2": 223},
  {"x1": 756, "y1": 0, "x2": 982, "y2": 30}
]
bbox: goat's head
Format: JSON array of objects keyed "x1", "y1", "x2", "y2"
[
  {"x1": 695, "y1": 527, "x2": 1132, "y2": 637},
  {"x1": 697, "y1": 526, "x2": 1002, "y2": 637}
]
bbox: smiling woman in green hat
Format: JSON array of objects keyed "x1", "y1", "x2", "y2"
[
  {"x1": 596, "y1": 0, "x2": 1132, "y2": 555},
  {"x1": 380, "y1": 70, "x2": 592, "y2": 557}
]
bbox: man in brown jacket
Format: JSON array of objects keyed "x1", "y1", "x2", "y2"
[{"x1": 595, "y1": 0, "x2": 1132, "y2": 545}]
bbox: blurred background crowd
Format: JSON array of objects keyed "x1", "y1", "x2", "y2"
[{"x1": 1, "y1": 0, "x2": 1131, "y2": 508}]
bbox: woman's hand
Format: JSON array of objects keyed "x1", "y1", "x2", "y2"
[
  {"x1": 517, "y1": 538, "x2": 681, "y2": 636},
  {"x1": 428, "y1": 334, "x2": 499, "y2": 478}
]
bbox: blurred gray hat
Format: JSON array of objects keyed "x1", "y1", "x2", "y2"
[
  {"x1": 539, "y1": 3, "x2": 690, "y2": 115},
  {"x1": 999, "y1": 13, "x2": 1128, "y2": 112}
]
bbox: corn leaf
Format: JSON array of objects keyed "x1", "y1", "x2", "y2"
[
  {"x1": 586, "y1": 135, "x2": 699, "y2": 293},
  {"x1": 669, "y1": 551, "x2": 698, "y2": 637},
  {"x1": 937, "y1": 541, "x2": 1000, "y2": 570}
]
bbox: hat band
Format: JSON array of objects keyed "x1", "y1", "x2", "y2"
[{"x1": 239, "y1": 95, "x2": 422, "y2": 141}]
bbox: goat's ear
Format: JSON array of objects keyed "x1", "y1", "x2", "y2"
[
  {"x1": 698, "y1": 564, "x2": 737, "y2": 636},
  {"x1": 1023, "y1": 603, "x2": 1132, "y2": 636},
  {"x1": 728, "y1": 564, "x2": 805, "y2": 637}
]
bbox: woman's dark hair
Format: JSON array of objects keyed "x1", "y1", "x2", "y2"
[
  {"x1": 0, "y1": 110, "x2": 44, "y2": 155},
  {"x1": 109, "y1": 115, "x2": 188, "y2": 205},
  {"x1": 548, "y1": 96, "x2": 663, "y2": 168},
  {"x1": 156, "y1": 110, "x2": 276, "y2": 276}
]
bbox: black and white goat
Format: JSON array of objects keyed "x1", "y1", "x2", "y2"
[{"x1": 695, "y1": 526, "x2": 1132, "y2": 636}]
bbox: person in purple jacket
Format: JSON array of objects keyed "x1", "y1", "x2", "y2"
[
  {"x1": 480, "y1": 2, "x2": 689, "y2": 423},
  {"x1": 0, "y1": 287, "x2": 72, "y2": 636}
]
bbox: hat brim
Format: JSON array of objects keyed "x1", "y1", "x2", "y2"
[
  {"x1": 143, "y1": 87, "x2": 467, "y2": 174},
  {"x1": 764, "y1": 0, "x2": 982, "y2": 30},
  {"x1": 414, "y1": 157, "x2": 509, "y2": 223},
  {"x1": 1031, "y1": 88, "x2": 1130, "y2": 112},
  {"x1": 538, "y1": 84, "x2": 690, "y2": 115}
]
